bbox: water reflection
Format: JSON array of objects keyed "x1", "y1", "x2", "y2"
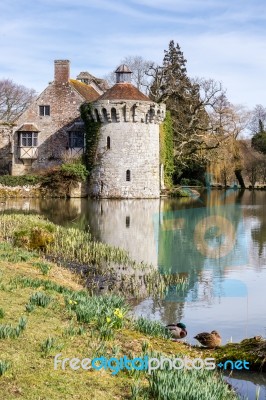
[{"x1": 1, "y1": 190, "x2": 266, "y2": 344}]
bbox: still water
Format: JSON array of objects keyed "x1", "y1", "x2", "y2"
[{"x1": 1, "y1": 189, "x2": 266, "y2": 399}]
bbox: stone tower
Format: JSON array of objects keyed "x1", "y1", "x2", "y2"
[{"x1": 88, "y1": 64, "x2": 165, "y2": 198}]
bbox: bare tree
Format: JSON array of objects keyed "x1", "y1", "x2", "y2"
[
  {"x1": 0, "y1": 79, "x2": 36, "y2": 122},
  {"x1": 208, "y1": 94, "x2": 250, "y2": 139},
  {"x1": 248, "y1": 104, "x2": 266, "y2": 136}
]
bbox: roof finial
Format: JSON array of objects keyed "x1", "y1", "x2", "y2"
[{"x1": 115, "y1": 64, "x2": 132, "y2": 83}]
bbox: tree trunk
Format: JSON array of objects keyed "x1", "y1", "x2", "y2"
[{"x1": 235, "y1": 169, "x2": 245, "y2": 188}]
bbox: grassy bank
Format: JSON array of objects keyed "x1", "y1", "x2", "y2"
[
  {"x1": 0, "y1": 214, "x2": 264, "y2": 399},
  {"x1": 0, "y1": 242, "x2": 237, "y2": 400}
]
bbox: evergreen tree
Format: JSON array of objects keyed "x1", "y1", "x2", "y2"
[
  {"x1": 251, "y1": 119, "x2": 266, "y2": 154},
  {"x1": 149, "y1": 40, "x2": 210, "y2": 182}
]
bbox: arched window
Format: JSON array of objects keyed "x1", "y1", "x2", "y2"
[
  {"x1": 95, "y1": 109, "x2": 101, "y2": 122},
  {"x1": 107, "y1": 136, "x2": 110, "y2": 149},
  {"x1": 131, "y1": 105, "x2": 137, "y2": 122},
  {"x1": 126, "y1": 170, "x2": 131, "y2": 181},
  {"x1": 102, "y1": 108, "x2": 108, "y2": 122},
  {"x1": 111, "y1": 107, "x2": 117, "y2": 122}
]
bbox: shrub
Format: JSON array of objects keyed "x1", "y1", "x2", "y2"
[
  {"x1": 61, "y1": 162, "x2": 88, "y2": 182},
  {"x1": 13, "y1": 226, "x2": 54, "y2": 251},
  {"x1": 0, "y1": 308, "x2": 4, "y2": 319},
  {"x1": 0, "y1": 175, "x2": 40, "y2": 187},
  {"x1": 40, "y1": 162, "x2": 88, "y2": 196}
]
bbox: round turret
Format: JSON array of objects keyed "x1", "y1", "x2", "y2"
[{"x1": 87, "y1": 66, "x2": 165, "y2": 198}]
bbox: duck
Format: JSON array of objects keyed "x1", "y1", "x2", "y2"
[
  {"x1": 166, "y1": 322, "x2": 187, "y2": 339},
  {"x1": 194, "y1": 330, "x2": 221, "y2": 348}
]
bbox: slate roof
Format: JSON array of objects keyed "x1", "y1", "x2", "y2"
[
  {"x1": 115, "y1": 64, "x2": 132, "y2": 73},
  {"x1": 98, "y1": 83, "x2": 150, "y2": 102},
  {"x1": 69, "y1": 79, "x2": 100, "y2": 102}
]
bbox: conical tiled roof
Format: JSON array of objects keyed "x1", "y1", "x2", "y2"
[{"x1": 97, "y1": 83, "x2": 150, "y2": 102}]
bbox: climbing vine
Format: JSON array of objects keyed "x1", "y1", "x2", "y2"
[
  {"x1": 80, "y1": 103, "x2": 101, "y2": 173},
  {"x1": 160, "y1": 111, "x2": 174, "y2": 188}
]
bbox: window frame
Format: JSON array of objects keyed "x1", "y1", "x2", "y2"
[
  {"x1": 68, "y1": 131, "x2": 85, "y2": 149},
  {"x1": 20, "y1": 132, "x2": 38, "y2": 147},
  {"x1": 39, "y1": 105, "x2": 50, "y2": 116}
]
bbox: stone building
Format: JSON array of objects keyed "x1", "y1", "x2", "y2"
[
  {"x1": 10, "y1": 60, "x2": 103, "y2": 175},
  {"x1": 88, "y1": 65, "x2": 165, "y2": 198},
  {"x1": 0, "y1": 60, "x2": 165, "y2": 198}
]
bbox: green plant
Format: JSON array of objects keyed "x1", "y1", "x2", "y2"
[
  {"x1": 25, "y1": 303, "x2": 35, "y2": 313},
  {"x1": 29, "y1": 292, "x2": 52, "y2": 308},
  {"x1": 32, "y1": 261, "x2": 52, "y2": 275},
  {"x1": 160, "y1": 111, "x2": 174, "y2": 188},
  {"x1": 80, "y1": 103, "x2": 101, "y2": 173},
  {"x1": 134, "y1": 317, "x2": 172, "y2": 339},
  {"x1": 0, "y1": 316, "x2": 27, "y2": 339},
  {"x1": 0, "y1": 174, "x2": 40, "y2": 187},
  {"x1": 61, "y1": 162, "x2": 88, "y2": 182},
  {"x1": 0, "y1": 308, "x2": 4, "y2": 319},
  {"x1": 14, "y1": 226, "x2": 54, "y2": 250},
  {"x1": 0, "y1": 360, "x2": 11, "y2": 377},
  {"x1": 63, "y1": 324, "x2": 86, "y2": 337},
  {"x1": 40, "y1": 336, "x2": 59, "y2": 357},
  {"x1": 146, "y1": 368, "x2": 237, "y2": 400}
]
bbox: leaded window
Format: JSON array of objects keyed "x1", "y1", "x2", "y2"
[{"x1": 20, "y1": 132, "x2": 38, "y2": 147}]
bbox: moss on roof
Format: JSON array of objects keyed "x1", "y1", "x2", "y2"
[{"x1": 69, "y1": 79, "x2": 100, "y2": 102}]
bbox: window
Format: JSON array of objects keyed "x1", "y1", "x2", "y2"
[
  {"x1": 39, "y1": 105, "x2": 50, "y2": 116},
  {"x1": 111, "y1": 107, "x2": 117, "y2": 122},
  {"x1": 20, "y1": 132, "x2": 38, "y2": 147},
  {"x1": 107, "y1": 136, "x2": 110, "y2": 149},
  {"x1": 126, "y1": 170, "x2": 131, "y2": 181},
  {"x1": 126, "y1": 216, "x2": 130, "y2": 228},
  {"x1": 68, "y1": 131, "x2": 84, "y2": 148}
]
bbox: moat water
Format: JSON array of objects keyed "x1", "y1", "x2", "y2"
[{"x1": 1, "y1": 189, "x2": 266, "y2": 399}]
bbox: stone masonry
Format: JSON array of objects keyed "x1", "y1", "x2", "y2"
[
  {"x1": 88, "y1": 67, "x2": 165, "y2": 198},
  {"x1": 11, "y1": 60, "x2": 101, "y2": 175}
]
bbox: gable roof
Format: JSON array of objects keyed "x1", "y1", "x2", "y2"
[
  {"x1": 76, "y1": 72, "x2": 109, "y2": 91},
  {"x1": 98, "y1": 83, "x2": 150, "y2": 102},
  {"x1": 69, "y1": 79, "x2": 100, "y2": 102}
]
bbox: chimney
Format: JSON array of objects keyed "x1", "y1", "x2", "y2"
[{"x1": 54, "y1": 60, "x2": 70, "y2": 83}]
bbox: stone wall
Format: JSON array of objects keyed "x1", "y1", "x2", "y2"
[
  {"x1": 0, "y1": 123, "x2": 12, "y2": 174},
  {"x1": 12, "y1": 82, "x2": 84, "y2": 175},
  {"x1": 89, "y1": 99, "x2": 165, "y2": 198}
]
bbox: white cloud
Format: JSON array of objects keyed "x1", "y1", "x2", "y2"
[{"x1": 0, "y1": 0, "x2": 265, "y2": 108}]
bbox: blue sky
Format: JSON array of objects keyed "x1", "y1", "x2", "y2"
[{"x1": 0, "y1": 0, "x2": 266, "y2": 109}]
